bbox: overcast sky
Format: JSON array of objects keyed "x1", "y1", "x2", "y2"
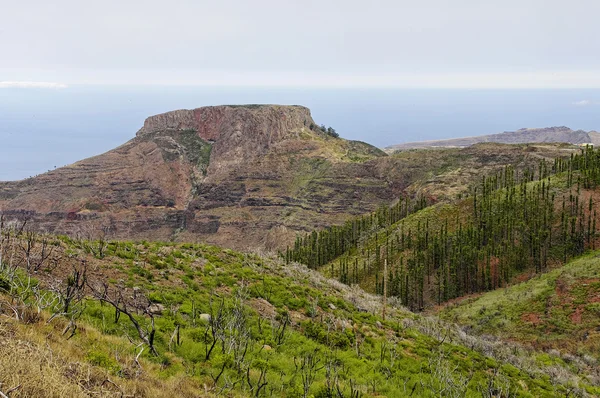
[{"x1": 2, "y1": 0, "x2": 600, "y2": 88}]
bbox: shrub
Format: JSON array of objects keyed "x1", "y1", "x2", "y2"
[{"x1": 86, "y1": 350, "x2": 121, "y2": 373}]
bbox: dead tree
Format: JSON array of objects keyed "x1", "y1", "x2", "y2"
[
  {"x1": 19, "y1": 229, "x2": 36, "y2": 272},
  {"x1": 78, "y1": 224, "x2": 110, "y2": 259},
  {"x1": 88, "y1": 280, "x2": 159, "y2": 356},
  {"x1": 294, "y1": 349, "x2": 324, "y2": 398},
  {"x1": 420, "y1": 350, "x2": 472, "y2": 398},
  {"x1": 271, "y1": 312, "x2": 290, "y2": 346},
  {"x1": 204, "y1": 294, "x2": 226, "y2": 361},
  {"x1": 246, "y1": 364, "x2": 268, "y2": 397},
  {"x1": 478, "y1": 367, "x2": 512, "y2": 398},
  {"x1": 1, "y1": 217, "x2": 35, "y2": 280},
  {"x1": 0, "y1": 217, "x2": 22, "y2": 278},
  {"x1": 348, "y1": 379, "x2": 364, "y2": 398},
  {"x1": 226, "y1": 286, "x2": 252, "y2": 373},
  {"x1": 3, "y1": 273, "x2": 59, "y2": 324},
  {"x1": 15, "y1": 226, "x2": 57, "y2": 273},
  {"x1": 32, "y1": 234, "x2": 57, "y2": 272},
  {"x1": 324, "y1": 355, "x2": 341, "y2": 397},
  {"x1": 47, "y1": 260, "x2": 88, "y2": 337},
  {"x1": 0, "y1": 214, "x2": 8, "y2": 269}
]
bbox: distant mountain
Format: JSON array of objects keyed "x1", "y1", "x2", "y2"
[
  {"x1": 0, "y1": 106, "x2": 582, "y2": 251},
  {"x1": 385, "y1": 126, "x2": 600, "y2": 152},
  {"x1": 0, "y1": 105, "x2": 399, "y2": 250}
]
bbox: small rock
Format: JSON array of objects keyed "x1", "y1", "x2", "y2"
[
  {"x1": 262, "y1": 344, "x2": 272, "y2": 351},
  {"x1": 339, "y1": 320, "x2": 352, "y2": 330},
  {"x1": 199, "y1": 313, "x2": 211, "y2": 323},
  {"x1": 328, "y1": 303, "x2": 337, "y2": 310},
  {"x1": 148, "y1": 303, "x2": 165, "y2": 315}
]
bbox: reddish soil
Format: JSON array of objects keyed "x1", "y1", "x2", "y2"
[
  {"x1": 570, "y1": 307, "x2": 583, "y2": 324},
  {"x1": 521, "y1": 313, "x2": 542, "y2": 326},
  {"x1": 555, "y1": 278, "x2": 568, "y2": 297}
]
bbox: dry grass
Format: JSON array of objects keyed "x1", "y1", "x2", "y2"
[
  {"x1": 0, "y1": 320, "x2": 112, "y2": 398},
  {"x1": 0, "y1": 315, "x2": 208, "y2": 398}
]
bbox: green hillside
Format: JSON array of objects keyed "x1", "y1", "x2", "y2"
[
  {"x1": 288, "y1": 146, "x2": 600, "y2": 311},
  {"x1": 1, "y1": 233, "x2": 597, "y2": 397},
  {"x1": 439, "y1": 252, "x2": 600, "y2": 363}
]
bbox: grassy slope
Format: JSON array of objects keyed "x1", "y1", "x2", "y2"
[
  {"x1": 1, "y1": 238, "x2": 597, "y2": 397},
  {"x1": 439, "y1": 251, "x2": 600, "y2": 362}
]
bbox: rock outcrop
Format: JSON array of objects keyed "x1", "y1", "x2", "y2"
[
  {"x1": 0, "y1": 105, "x2": 584, "y2": 251},
  {"x1": 0, "y1": 105, "x2": 396, "y2": 249}
]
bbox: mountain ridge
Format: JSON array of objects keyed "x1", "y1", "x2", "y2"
[
  {"x1": 0, "y1": 106, "x2": 587, "y2": 251},
  {"x1": 386, "y1": 126, "x2": 600, "y2": 152},
  {"x1": 0, "y1": 105, "x2": 399, "y2": 250}
]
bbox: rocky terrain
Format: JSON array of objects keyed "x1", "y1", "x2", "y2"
[
  {"x1": 0, "y1": 106, "x2": 584, "y2": 251},
  {"x1": 386, "y1": 126, "x2": 600, "y2": 152},
  {"x1": 0, "y1": 105, "x2": 399, "y2": 249}
]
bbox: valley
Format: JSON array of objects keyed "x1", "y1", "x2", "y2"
[{"x1": 1, "y1": 105, "x2": 600, "y2": 397}]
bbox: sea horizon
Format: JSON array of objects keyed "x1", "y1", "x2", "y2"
[{"x1": 2, "y1": 86, "x2": 600, "y2": 181}]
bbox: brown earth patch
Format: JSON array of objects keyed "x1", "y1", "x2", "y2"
[
  {"x1": 521, "y1": 313, "x2": 542, "y2": 326},
  {"x1": 430, "y1": 292, "x2": 485, "y2": 312},
  {"x1": 289, "y1": 310, "x2": 308, "y2": 325},
  {"x1": 249, "y1": 298, "x2": 277, "y2": 319},
  {"x1": 570, "y1": 307, "x2": 583, "y2": 324},
  {"x1": 555, "y1": 278, "x2": 568, "y2": 297}
]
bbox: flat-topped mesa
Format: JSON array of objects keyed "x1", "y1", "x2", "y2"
[
  {"x1": 137, "y1": 104, "x2": 315, "y2": 142},
  {"x1": 137, "y1": 105, "x2": 318, "y2": 182}
]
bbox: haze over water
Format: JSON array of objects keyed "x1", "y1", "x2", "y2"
[{"x1": 2, "y1": 86, "x2": 600, "y2": 181}]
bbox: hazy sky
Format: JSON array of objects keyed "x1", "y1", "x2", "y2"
[{"x1": 2, "y1": 0, "x2": 600, "y2": 88}]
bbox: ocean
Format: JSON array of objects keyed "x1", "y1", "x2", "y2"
[{"x1": 1, "y1": 86, "x2": 600, "y2": 181}]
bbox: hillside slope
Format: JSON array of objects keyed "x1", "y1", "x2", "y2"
[
  {"x1": 1, "y1": 233, "x2": 598, "y2": 397},
  {"x1": 388, "y1": 142, "x2": 579, "y2": 200},
  {"x1": 386, "y1": 126, "x2": 599, "y2": 152},
  {"x1": 288, "y1": 145, "x2": 600, "y2": 315},
  {"x1": 439, "y1": 252, "x2": 600, "y2": 363}
]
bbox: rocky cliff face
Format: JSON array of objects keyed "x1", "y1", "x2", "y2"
[
  {"x1": 138, "y1": 105, "x2": 315, "y2": 180},
  {"x1": 0, "y1": 106, "x2": 581, "y2": 251},
  {"x1": 0, "y1": 105, "x2": 397, "y2": 249},
  {"x1": 138, "y1": 105, "x2": 312, "y2": 140}
]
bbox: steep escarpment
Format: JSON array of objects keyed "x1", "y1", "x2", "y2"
[
  {"x1": 0, "y1": 105, "x2": 394, "y2": 249},
  {"x1": 138, "y1": 105, "x2": 316, "y2": 181},
  {"x1": 0, "y1": 106, "x2": 583, "y2": 251}
]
